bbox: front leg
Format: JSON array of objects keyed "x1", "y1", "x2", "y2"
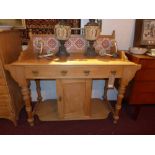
[
  {"x1": 21, "y1": 82, "x2": 34, "y2": 126},
  {"x1": 113, "y1": 65, "x2": 141, "y2": 124},
  {"x1": 113, "y1": 79, "x2": 126, "y2": 124}
]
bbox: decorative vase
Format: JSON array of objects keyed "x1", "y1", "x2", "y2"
[
  {"x1": 84, "y1": 19, "x2": 101, "y2": 56},
  {"x1": 54, "y1": 20, "x2": 71, "y2": 57}
]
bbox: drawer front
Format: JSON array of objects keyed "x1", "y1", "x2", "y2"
[
  {"x1": 135, "y1": 69, "x2": 155, "y2": 81},
  {"x1": 129, "y1": 92, "x2": 155, "y2": 104},
  {"x1": 25, "y1": 66, "x2": 123, "y2": 79},
  {"x1": 140, "y1": 59, "x2": 155, "y2": 69},
  {"x1": 132, "y1": 82, "x2": 155, "y2": 93}
]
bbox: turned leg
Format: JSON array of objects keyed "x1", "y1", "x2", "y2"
[
  {"x1": 33, "y1": 80, "x2": 43, "y2": 115},
  {"x1": 103, "y1": 79, "x2": 108, "y2": 101},
  {"x1": 113, "y1": 80, "x2": 126, "y2": 124},
  {"x1": 21, "y1": 84, "x2": 34, "y2": 126},
  {"x1": 35, "y1": 80, "x2": 42, "y2": 104},
  {"x1": 113, "y1": 66, "x2": 141, "y2": 123}
]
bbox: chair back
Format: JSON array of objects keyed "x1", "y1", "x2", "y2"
[{"x1": 94, "y1": 30, "x2": 117, "y2": 54}]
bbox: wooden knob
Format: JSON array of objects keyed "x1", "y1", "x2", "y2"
[
  {"x1": 32, "y1": 70, "x2": 39, "y2": 76},
  {"x1": 84, "y1": 70, "x2": 90, "y2": 76},
  {"x1": 111, "y1": 71, "x2": 116, "y2": 75},
  {"x1": 61, "y1": 70, "x2": 68, "y2": 76}
]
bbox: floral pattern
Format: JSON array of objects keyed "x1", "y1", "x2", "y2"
[
  {"x1": 94, "y1": 36, "x2": 115, "y2": 52},
  {"x1": 31, "y1": 34, "x2": 117, "y2": 54},
  {"x1": 65, "y1": 35, "x2": 88, "y2": 53},
  {"x1": 32, "y1": 35, "x2": 59, "y2": 54}
]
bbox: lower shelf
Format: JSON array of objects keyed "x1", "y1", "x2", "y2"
[{"x1": 34, "y1": 99, "x2": 111, "y2": 121}]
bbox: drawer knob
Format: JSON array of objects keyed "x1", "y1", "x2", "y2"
[
  {"x1": 61, "y1": 70, "x2": 68, "y2": 76},
  {"x1": 111, "y1": 71, "x2": 116, "y2": 75},
  {"x1": 84, "y1": 70, "x2": 90, "y2": 76},
  {"x1": 32, "y1": 70, "x2": 39, "y2": 76}
]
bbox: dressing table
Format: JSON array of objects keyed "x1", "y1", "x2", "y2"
[{"x1": 5, "y1": 44, "x2": 140, "y2": 126}]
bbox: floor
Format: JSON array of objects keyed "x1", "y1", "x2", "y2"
[{"x1": 0, "y1": 103, "x2": 155, "y2": 135}]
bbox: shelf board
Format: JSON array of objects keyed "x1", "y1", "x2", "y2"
[{"x1": 34, "y1": 99, "x2": 111, "y2": 121}]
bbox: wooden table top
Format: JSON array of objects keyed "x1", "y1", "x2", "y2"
[
  {"x1": 9, "y1": 50, "x2": 139, "y2": 67},
  {"x1": 126, "y1": 51, "x2": 155, "y2": 60}
]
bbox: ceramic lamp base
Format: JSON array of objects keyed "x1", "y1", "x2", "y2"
[
  {"x1": 84, "y1": 40, "x2": 97, "y2": 57},
  {"x1": 55, "y1": 40, "x2": 70, "y2": 57}
]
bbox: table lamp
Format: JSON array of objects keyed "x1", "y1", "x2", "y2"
[
  {"x1": 54, "y1": 20, "x2": 71, "y2": 57},
  {"x1": 84, "y1": 19, "x2": 101, "y2": 56}
]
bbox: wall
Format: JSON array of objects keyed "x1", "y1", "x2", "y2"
[
  {"x1": 30, "y1": 19, "x2": 136, "y2": 101},
  {"x1": 101, "y1": 19, "x2": 135, "y2": 50}
]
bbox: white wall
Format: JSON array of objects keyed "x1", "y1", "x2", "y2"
[
  {"x1": 101, "y1": 19, "x2": 135, "y2": 50},
  {"x1": 30, "y1": 19, "x2": 136, "y2": 101},
  {"x1": 81, "y1": 19, "x2": 136, "y2": 50}
]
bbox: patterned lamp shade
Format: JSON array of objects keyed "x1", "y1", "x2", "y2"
[
  {"x1": 84, "y1": 19, "x2": 101, "y2": 57},
  {"x1": 84, "y1": 25, "x2": 100, "y2": 41},
  {"x1": 84, "y1": 19, "x2": 100, "y2": 41},
  {"x1": 54, "y1": 20, "x2": 71, "y2": 57},
  {"x1": 54, "y1": 20, "x2": 71, "y2": 41}
]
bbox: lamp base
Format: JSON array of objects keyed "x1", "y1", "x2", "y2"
[
  {"x1": 84, "y1": 40, "x2": 97, "y2": 57},
  {"x1": 55, "y1": 40, "x2": 70, "y2": 57}
]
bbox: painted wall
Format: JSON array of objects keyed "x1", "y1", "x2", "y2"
[
  {"x1": 30, "y1": 19, "x2": 136, "y2": 101},
  {"x1": 101, "y1": 19, "x2": 135, "y2": 50},
  {"x1": 81, "y1": 19, "x2": 135, "y2": 50}
]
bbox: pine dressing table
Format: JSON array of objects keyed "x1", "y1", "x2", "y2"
[{"x1": 5, "y1": 48, "x2": 141, "y2": 126}]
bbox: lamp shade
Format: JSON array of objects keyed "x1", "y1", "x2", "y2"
[
  {"x1": 54, "y1": 20, "x2": 71, "y2": 41},
  {"x1": 84, "y1": 19, "x2": 100, "y2": 41}
]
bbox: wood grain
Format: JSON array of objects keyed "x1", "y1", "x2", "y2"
[
  {"x1": 0, "y1": 30, "x2": 23, "y2": 125},
  {"x1": 5, "y1": 34, "x2": 141, "y2": 126},
  {"x1": 125, "y1": 52, "x2": 155, "y2": 105}
]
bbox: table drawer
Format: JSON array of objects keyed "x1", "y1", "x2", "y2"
[
  {"x1": 140, "y1": 59, "x2": 155, "y2": 69},
  {"x1": 132, "y1": 82, "x2": 155, "y2": 93},
  {"x1": 25, "y1": 66, "x2": 123, "y2": 79},
  {"x1": 135, "y1": 69, "x2": 155, "y2": 81},
  {"x1": 129, "y1": 92, "x2": 155, "y2": 104}
]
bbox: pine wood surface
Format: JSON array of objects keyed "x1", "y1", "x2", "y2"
[
  {"x1": 5, "y1": 35, "x2": 141, "y2": 126},
  {"x1": 34, "y1": 99, "x2": 111, "y2": 121}
]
